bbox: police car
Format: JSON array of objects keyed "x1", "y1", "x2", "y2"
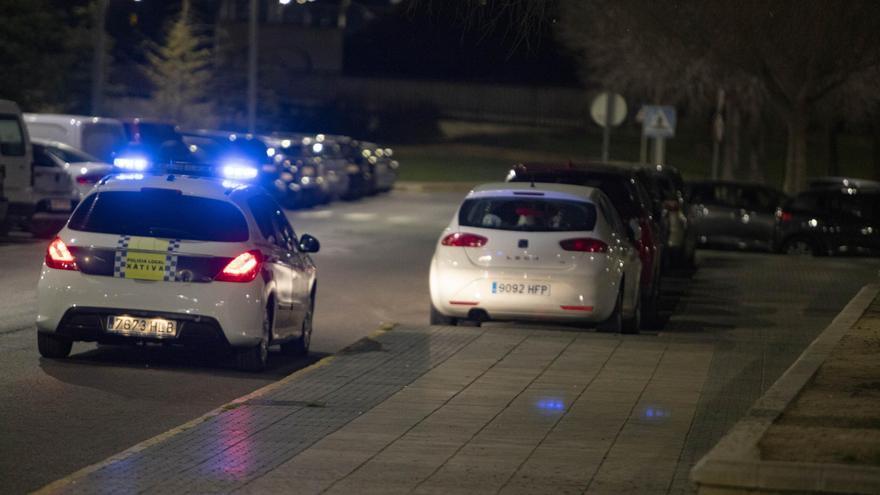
[{"x1": 35, "y1": 165, "x2": 320, "y2": 371}]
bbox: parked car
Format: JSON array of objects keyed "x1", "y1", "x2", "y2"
[
  {"x1": 337, "y1": 138, "x2": 398, "y2": 198},
  {"x1": 118, "y1": 118, "x2": 196, "y2": 172},
  {"x1": 180, "y1": 130, "x2": 286, "y2": 202},
  {"x1": 687, "y1": 181, "x2": 787, "y2": 252},
  {"x1": 31, "y1": 139, "x2": 114, "y2": 198},
  {"x1": 807, "y1": 176, "x2": 880, "y2": 191},
  {"x1": 270, "y1": 134, "x2": 349, "y2": 207},
  {"x1": 23, "y1": 113, "x2": 128, "y2": 163},
  {"x1": 648, "y1": 165, "x2": 696, "y2": 267},
  {"x1": 507, "y1": 162, "x2": 664, "y2": 327},
  {"x1": 430, "y1": 182, "x2": 642, "y2": 333},
  {"x1": 775, "y1": 187, "x2": 879, "y2": 256},
  {"x1": 2, "y1": 102, "x2": 79, "y2": 238}
]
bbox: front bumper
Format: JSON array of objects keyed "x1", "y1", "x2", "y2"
[{"x1": 36, "y1": 267, "x2": 265, "y2": 348}]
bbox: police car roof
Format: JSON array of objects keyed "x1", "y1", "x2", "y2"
[{"x1": 95, "y1": 173, "x2": 258, "y2": 200}]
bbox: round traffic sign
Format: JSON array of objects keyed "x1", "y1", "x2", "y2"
[{"x1": 590, "y1": 92, "x2": 627, "y2": 128}]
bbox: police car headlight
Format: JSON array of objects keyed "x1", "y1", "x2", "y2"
[
  {"x1": 114, "y1": 156, "x2": 150, "y2": 171},
  {"x1": 222, "y1": 163, "x2": 258, "y2": 180}
]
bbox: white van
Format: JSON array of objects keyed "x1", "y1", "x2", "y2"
[
  {"x1": 0, "y1": 101, "x2": 79, "y2": 238},
  {"x1": 23, "y1": 113, "x2": 128, "y2": 163}
]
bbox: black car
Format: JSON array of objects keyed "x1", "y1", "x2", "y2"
[
  {"x1": 508, "y1": 162, "x2": 665, "y2": 327},
  {"x1": 775, "y1": 188, "x2": 880, "y2": 256},
  {"x1": 687, "y1": 181, "x2": 787, "y2": 252}
]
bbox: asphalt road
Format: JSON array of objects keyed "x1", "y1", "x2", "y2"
[
  {"x1": 0, "y1": 189, "x2": 878, "y2": 494},
  {"x1": 0, "y1": 190, "x2": 459, "y2": 494}
]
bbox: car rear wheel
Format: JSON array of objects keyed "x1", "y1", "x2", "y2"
[
  {"x1": 236, "y1": 307, "x2": 271, "y2": 372},
  {"x1": 783, "y1": 237, "x2": 818, "y2": 256},
  {"x1": 430, "y1": 303, "x2": 457, "y2": 326},
  {"x1": 37, "y1": 332, "x2": 72, "y2": 359},
  {"x1": 597, "y1": 288, "x2": 623, "y2": 333},
  {"x1": 281, "y1": 297, "x2": 313, "y2": 356}
]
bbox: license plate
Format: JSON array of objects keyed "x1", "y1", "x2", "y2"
[
  {"x1": 107, "y1": 316, "x2": 178, "y2": 338},
  {"x1": 491, "y1": 282, "x2": 551, "y2": 296},
  {"x1": 50, "y1": 199, "x2": 71, "y2": 212}
]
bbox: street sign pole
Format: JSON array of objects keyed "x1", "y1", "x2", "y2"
[
  {"x1": 601, "y1": 92, "x2": 615, "y2": 162},
  {"x1": 654, "y1": 136, "x2": 666, "y2": 166}
]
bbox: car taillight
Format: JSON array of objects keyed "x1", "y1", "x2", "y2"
[
  {"x1": 76, "y1": 174, "x2": 104, "y2": 184},
  {"x1": 215, "y1": 250, "x2": 262, "y2": 283},
  {"x1": 559, "y1": 238, "x2": 609, "y2": 253},
  {"x1": 45, "y1": 237, "x2": 78, "y2": 271},
  {"x1": 441, "y1": 233, "x2": 488, "y2": 247},
  {"x1": 779, "y1": 211, "x2": 793, "y2": 222}
]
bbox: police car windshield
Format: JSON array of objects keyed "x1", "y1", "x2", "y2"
[{"x1": 68, "y1": 190, "x2": 249, "y2": 242}]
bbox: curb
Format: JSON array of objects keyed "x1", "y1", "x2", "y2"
[
  {"x1": 394, "y1": 181, "x2": 477, "y2": 194},
  {"x1": 690, "y1": 283, "x2": 880, "y2": 494},
  {"x1": 34, "y1": 323, "x2": 398, "y2": 495}
]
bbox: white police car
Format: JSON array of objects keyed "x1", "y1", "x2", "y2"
[{"x1": 35, "y1": 168, "x2": 320, "y2": 371}]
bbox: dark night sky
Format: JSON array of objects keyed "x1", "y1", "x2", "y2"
[{"x1": 99, "y1": 0, "x2": 578, "y2": 86}]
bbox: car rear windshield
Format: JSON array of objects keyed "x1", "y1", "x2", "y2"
[
  {"x1": 68, "y1": 190, "x2": 249, "y2": 242},
  {"x1": 459, "y1": 197, "x2": 597, "y2": 232}
]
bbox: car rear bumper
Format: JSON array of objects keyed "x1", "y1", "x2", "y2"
[
  {"x1": 36, "y1": 267, "x2": 265, "y2": 348},
  {"x1": 429, "y1": 260, "x2": 622, "y2": 323}
]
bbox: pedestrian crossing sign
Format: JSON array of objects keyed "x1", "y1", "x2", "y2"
[{"x1": 642, "y1": 106, "x2": 677, "y2": 138}]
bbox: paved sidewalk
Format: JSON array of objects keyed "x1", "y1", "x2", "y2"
[{"x1": 41, "y1": 325, "x2": 713, "y2": 495}]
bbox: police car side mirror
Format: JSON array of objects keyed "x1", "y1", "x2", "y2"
[{"x1": 299, "y1": 234, "x2": 320, "y2": 253}]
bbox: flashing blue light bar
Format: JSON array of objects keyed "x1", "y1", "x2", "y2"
[
  {"x1": 114, "y1": 156, "x2": 150, "y2": 171},
  {"x1": 221, "y1": 163, "x2": 259, "y2": 180}
]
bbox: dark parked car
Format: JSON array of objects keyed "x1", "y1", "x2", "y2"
[
  {"x1": 775, "y1": 188, "x2": 880, "y2": 256},
  {"x1": 120, "y1": 118, "x2": 194, "y2": 166},
  {"x1": 339, "y1": 138, "x2": 398, "y2": 198},
  {"x1": 266, "y1": 134, "x2": 349, "y2": 208},
  {"x1": 687, "y1": 181, "x2": 787, "y2": 252},
  {"x1": 179, "y1": 130, "x2": 286, "y2": 201},
  {"x1": 507, "y1": 162, "x2": 665, "y2": 327},
  {"x1": 807, "y1": 176, "x2": 880, "y2": 191}
]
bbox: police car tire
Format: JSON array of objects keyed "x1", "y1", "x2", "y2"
[
  {"x1": 281, "y1": 298, "x2": 313, "y2": 356},
  {"x1": 38, "y1": 332, "x2": 72, "y2": 359},
  {"x1": 236, "y1": 312, "x2": 271, "y2": 372}
]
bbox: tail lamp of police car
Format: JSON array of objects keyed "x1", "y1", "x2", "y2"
[
  {"x1": 45, "y1": 237, "x2": 78, "y2": 271},
  {"x1": 215, "y1": 250, "x2": 262, "y2": 283}
]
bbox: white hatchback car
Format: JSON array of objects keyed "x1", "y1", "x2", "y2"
[
  {"x1": 429, "y1": 182, "x2": 642, "y2": 333},
  {"x1": 36, "y1": 172, "x2": 320, "y2": 371}
]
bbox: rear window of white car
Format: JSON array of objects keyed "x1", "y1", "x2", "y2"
[
  {"x1": 459, "y1": 197, "x2": 597, "y2": 232},
  {"x1": 68, "y1": 189, "x2": 249, "y2": 242}
]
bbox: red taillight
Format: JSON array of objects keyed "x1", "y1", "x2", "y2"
[
  {"x1": 215, "y1": 250, "x2": 262, "y2": 283},
  {"x1": 76, "y1": 174, "x2": 103, "y2": 184},
  {"x1": 559, "y1": 238, "x2": 609, "y2": 253},
  {"x1": 779, "y1": 211, "x2": 793, "y2": 222},
  {"x1": 441, "y1": 233, "x2": 488, "y2": 247},
  {"x1": 45, "y1": 237, "x2": 78, "y2": 271}
]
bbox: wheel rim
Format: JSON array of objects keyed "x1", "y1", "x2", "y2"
[{"x1": 786, "y1": 240, "x2": 813, "y2": 256}]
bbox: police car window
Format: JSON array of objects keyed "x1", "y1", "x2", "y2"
[
  {"x1": 272, "y1": 208, "x2": 298, "y2": 251},
  {"x1": 0, "y1": 115, "x2": 25, "y2": 156},
  {"x1": 460, "y1": 197, "x2": 597, "y2": 232},
  {"x1": 69, "y1": 190, "x2": 249, "y2": 242},
  {"x1": 247, "y1": 196, "x2": 276, "y2": 241}
]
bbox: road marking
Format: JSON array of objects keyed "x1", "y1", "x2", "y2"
[
  {"x1": 33, "y1": 323, "x2": 399, "y2": 495},
  {"x1": 343, "y1": 212, "x2": 378, "y2": 222}
]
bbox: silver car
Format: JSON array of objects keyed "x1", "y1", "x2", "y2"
[
  {"x1": 32, "y1": 139, "x2": 114, "y2": 199},
  {"x1": 430, "y1": 182, "x2": 643, "y2": 333}
]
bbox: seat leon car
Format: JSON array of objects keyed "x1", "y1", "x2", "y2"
[
  {"x1": 35, "y1": 171, "x2": 320, "y2": 371},
  {"x1": 429, "y1": 182, "x2": 642, "y2": 333}
]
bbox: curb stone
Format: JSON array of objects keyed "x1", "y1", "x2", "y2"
[{"x1": 690, "y1": 283, "x2": 880, "y2": 494}]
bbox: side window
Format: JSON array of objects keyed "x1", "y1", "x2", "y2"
[
  {"x1": 0, "y1": 115, "x2": 25, "y2": 156},
  {"x1": 247, "y1": 196, "x2": 276, "y2": 241},
  {"x1": 271, "y1": 206, "x2": 298, "y2": 251},
  {"x1": 32, "y1": 146, "x2": 59, "y2": 168}
]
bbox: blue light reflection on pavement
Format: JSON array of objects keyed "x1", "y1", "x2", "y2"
[
  {"x1": 202, "y1": 406, "x2": 255, "y2": 480},
  {"x1": 643, "y1": 406, "x2": 671, "y2": 421},
  {"x1": 535, "y1": 398, "x2": 566, "y2": 412}
]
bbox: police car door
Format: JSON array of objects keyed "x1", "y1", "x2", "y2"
[
  {"x1": 271, "y1": 208, "x2": 309, "y2": 334},
  {"x1": 248, "y1": 195, "x2": 296, "y2": 338}
]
